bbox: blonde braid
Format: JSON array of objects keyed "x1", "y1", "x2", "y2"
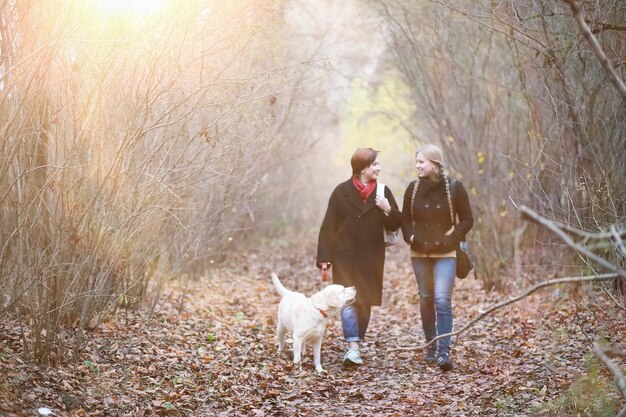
[
  {"x1": 443, "y1": 170, "x2": 455, "y2": 225},
  {"x1": 410, "y1": 177, "x2": 420, "y2": 226}
]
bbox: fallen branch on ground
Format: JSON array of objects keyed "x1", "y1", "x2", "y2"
[
  {"x1": 592, "y1": 344, "x2": 626, "y2": 417},
  {"x1": 388, "y1": 273, "x2": 619, "y2": 352}
]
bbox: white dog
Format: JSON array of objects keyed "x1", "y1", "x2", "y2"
[{"x1": 271, "y1": 272, "x2": 356, "y2": 372}]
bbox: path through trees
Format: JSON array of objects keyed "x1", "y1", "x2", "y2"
[{"x1": 1, "y1": 240, "x2": 623, "y2": 416}]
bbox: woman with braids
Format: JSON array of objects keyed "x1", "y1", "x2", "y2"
[{"x1": 401, "y1": 144, "x2": 474, "y2": 371}]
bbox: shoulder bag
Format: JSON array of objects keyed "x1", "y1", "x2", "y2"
[
  {"x1": 376, "y1": 183, "x2": 399, "y2": 247},
  {"x1": 446, "y1": 179, "x2": 475, "y2": 279}
]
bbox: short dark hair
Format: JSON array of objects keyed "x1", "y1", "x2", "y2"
[{"x1": 351, "y1": 148, "x2": 379, "y2": 176}]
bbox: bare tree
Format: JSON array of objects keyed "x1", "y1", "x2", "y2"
[
  {"x1": 368, "y1": 0, "x2": 625, "y2": 289},
  {"x1": 0, "y1": 0, "x2": 314, "y2": 362}
]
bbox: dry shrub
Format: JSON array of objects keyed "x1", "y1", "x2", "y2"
[
  {"x1": 0, "y1": 0, "x2": 302, "y2": 362},
  {"x1": 372, "y1": 0, "x2": 625, "y2": 289}
]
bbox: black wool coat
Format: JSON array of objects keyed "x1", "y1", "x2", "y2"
[
  {"x1": 400, "y1": 178, "x2": 474, "y2": 254},
  {"x1": 316, "y1": 179, "x2": 401, "y2": 306}
]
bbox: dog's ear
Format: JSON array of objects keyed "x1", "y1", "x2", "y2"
[
  {"x1": 313, "y1": 286, "x2": 344, "y2": 311},
  {"x1": 325, "y1": 289, "x2": 343, "y2": 308},
  {"x1": 310, "y1": 291, "x2": 331, "y2": 311},
  {"x1": 311, "y1": 285, "x2": 341, "y2": 311},
  {"x1": 326, "y1": 291, "x2": 344, "y2": 308}
]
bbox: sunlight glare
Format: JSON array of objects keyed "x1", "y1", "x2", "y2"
[{"x1": 90, "y1": 0, "x2": 167, "y2": 19}]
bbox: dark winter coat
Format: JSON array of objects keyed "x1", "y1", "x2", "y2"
[
  {"x1": 400, "y1": 178, "x2": 473, "y2": 254},
  {"x1": 316, "y1": 179, "x2": 401, "y2": 306}
]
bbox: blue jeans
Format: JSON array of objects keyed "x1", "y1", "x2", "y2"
[
  {"x1": 411, "y1": 257, "x2": 456, "y2": 354},
  {"x1": 341, "y1": 303, "x2": 371, "y2": 342}
]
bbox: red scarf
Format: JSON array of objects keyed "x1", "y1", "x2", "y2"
[{"x1": 352, "y1": 177, "x2": 376, "y2": 203}]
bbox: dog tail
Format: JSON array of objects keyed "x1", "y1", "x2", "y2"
[{"x1": 271, "y1": 272, "x2": 288, "y2": 297}]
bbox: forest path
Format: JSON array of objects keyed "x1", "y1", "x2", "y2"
[
  {"x1": 190, "y1": 240, "x2": 618, "y2": 416},
  {"x1": 1, "y1": 240, "x2": 623, "y2": 416}
]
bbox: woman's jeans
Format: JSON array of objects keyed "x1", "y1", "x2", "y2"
[
  {"x1": 341, "y1": 303, "x2": 371, "y2": 342},
  {"x1": 411, "y1": 257, "x2": 456, "y2": 354}
]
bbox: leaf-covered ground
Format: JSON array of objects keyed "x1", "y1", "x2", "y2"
[{"x1": 1, "y1": 240, "x2": 624, "y2": 416}]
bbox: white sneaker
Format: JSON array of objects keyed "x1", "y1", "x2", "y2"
[{"x1": 342, "y1": 348, "x2": 363, "y2": 367}]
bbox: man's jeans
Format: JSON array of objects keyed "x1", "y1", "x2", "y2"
[
  {"x1": 341, "y1": 303, "x2": 371, "y2": 342},
  {"x1": 411, "y1": 257, "x2": 456, "y2": 354}
]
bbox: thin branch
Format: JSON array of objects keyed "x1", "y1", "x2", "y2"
[
  {"x1": 520, "y1": 205, "x2": 626, "y2": 279},
  {"x1": 510, "y1": 199, "x2": 626, "y2": 246},
  {"x1": 611, "y1": 224, "x2": 626, "y2": 258},
  {"x1": 558, "y1": 221, "x2": 626, "y2": 241},
  {"x1": 585, "y1": 20, "x2": 626, "y2": 34},
  {"x1": 562, "y1": 0, "x2": 626, "y2": 101},
  {"x1": 592, "y1": 344, "x2": 626, "y2": 403},
  {"x1": 389, "y1": 273, "x2": 618, "y2": 352},
  {"x1": 603, "y1": 347, "x2": 626, "y2": 359},
  {"x1": 602, "y1": 285, "x2": 626, "y2": 313}
]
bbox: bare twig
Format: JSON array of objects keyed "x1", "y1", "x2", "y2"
[
  {"x1": 550, "y1": 220, "x2": 626, "y2": 241},
  {"x1": 514, "y1": 223, "x2": 527, "y2": 286},
  {"x1": 562, "y1": 0, "x2": 626, "y2": 101},
  {"x1": 603, "y1": 347, "x2": 626, "y2": 359},
  {"x1": 611, "y1": 224, "x2": 626, "y2": 258},
  {"x1": 592, "y1": 344, "x2": 626, "y2": 409},
  {"x1": 391, "y1": 204, "x2": 624, "y2": 353},
  {"x1": 586, "y1": 20, "x2": 626, "y2": 34},
  {"x1": 389, "y1": 273, "x2": 618, "y2": 352},
  {"x1": 602, "y1": 285, "x2": 626, "y2": 313},
  {"x1": 519, "y1": 205, "x2": 626, "y2": 279}
]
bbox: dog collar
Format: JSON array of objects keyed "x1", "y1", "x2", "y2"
[{"x1": 316, "y1": 308, "x2": 328, "y2": 318}]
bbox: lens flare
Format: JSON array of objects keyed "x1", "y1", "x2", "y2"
[{"x1": 90, "y1": 0, "x2": 167, "y2": 18}]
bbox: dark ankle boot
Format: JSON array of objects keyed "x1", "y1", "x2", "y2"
[
  {"x1": 437, "y1": 352, "x2": 453, "y2": 371},
  {"x1": 424, "y1": 344, "x2": 437, "y2": 364}
]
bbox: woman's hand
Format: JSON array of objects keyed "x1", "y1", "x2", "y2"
[
  {"x1": 375, "y1": 195, "x2": 391, "y2": 215},
  {"x1": 321, "y1": 262, "x2": 330, "y2": 282}
]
